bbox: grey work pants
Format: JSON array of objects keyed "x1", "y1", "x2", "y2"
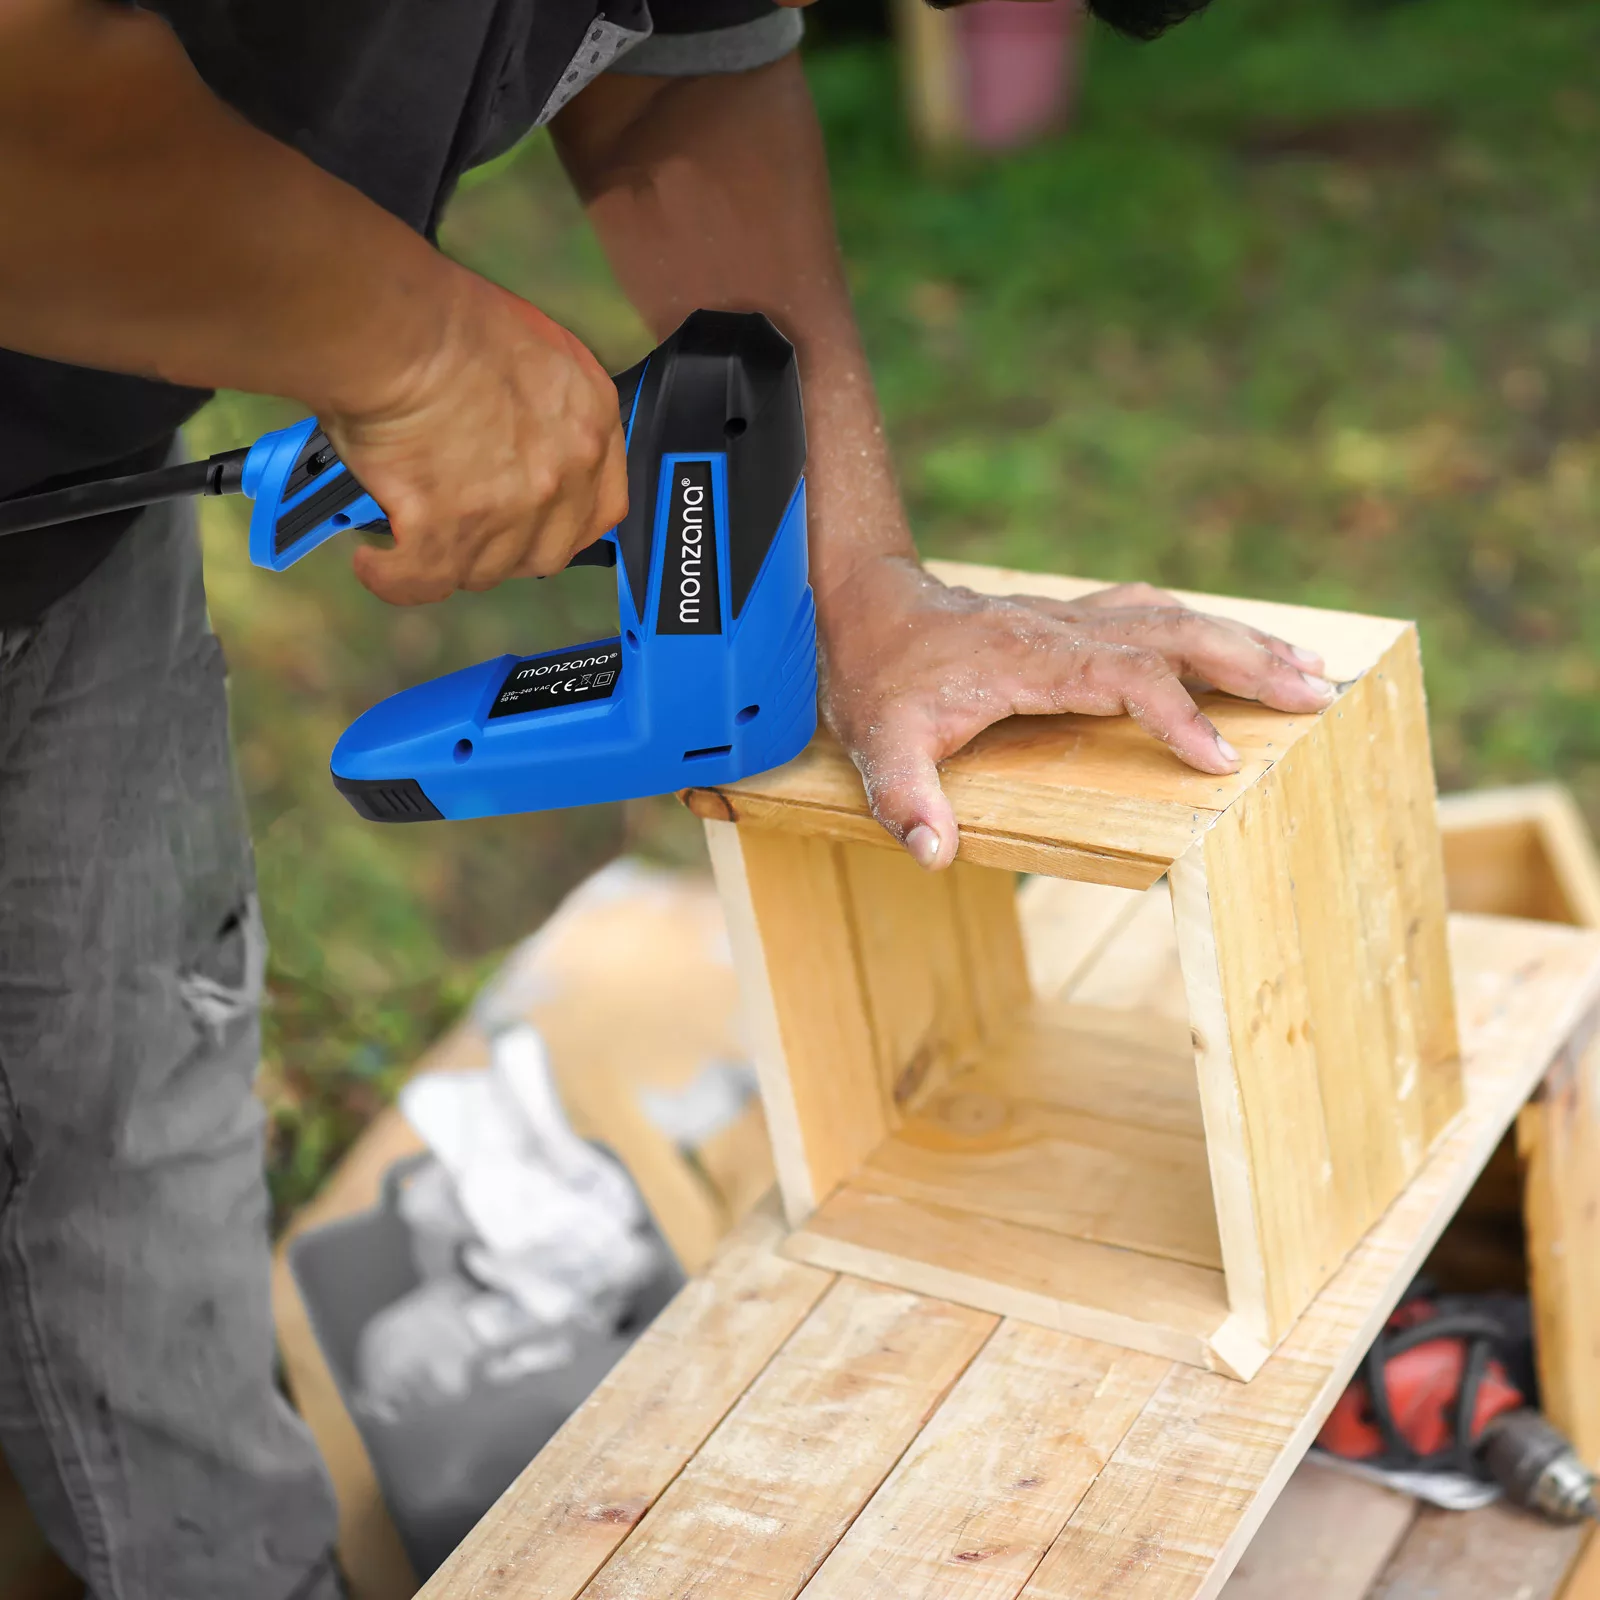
[{"x1": 0, "y1": 489, "x2": 341, "y2": 1600}]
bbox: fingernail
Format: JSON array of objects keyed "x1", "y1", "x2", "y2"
[
  {"x1": 1301, "y1": 671, "x2": 1337, "y2": 702},
  {"x1": 905, "y1": 824, "x2": 942, "y2": 869},
  {"x1": 1290, "y1": 645, "x2": 1324, "y2": 670},
  {"x1": 1215, "y1": 735, "x2": 1240, "y2": 765}
]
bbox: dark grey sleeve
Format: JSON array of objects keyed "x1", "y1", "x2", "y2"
[{"x1": 610, "y1": 2, "x2": 803, "y2": 75}]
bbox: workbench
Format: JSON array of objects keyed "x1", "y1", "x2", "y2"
[{"x1": 415, "y1": 898, "x2": 1600, "y2": 1600}]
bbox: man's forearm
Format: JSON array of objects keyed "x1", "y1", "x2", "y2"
[
  {"x1": 551, "y1": 57, "x2": 918, "y2": 621},
  {"x1": 0, "y1": 0, "x2": 451, "y2": 416}
]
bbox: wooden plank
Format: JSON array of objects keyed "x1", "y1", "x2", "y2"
[
  {"x1": 1169, "y1": 841, "x2": 1272, "y2": 1346},
  {"x1": 1010, "y1": 916, "x2": 1600, "y2": 1600},
  {"x1": 786, "y1": 1186, "x2": 1240, "y2": 1376},
  {"x1": 684, "y1": 774, "x2": 1188, "y2": 888},
  {"x1": 801, "y1": 1326, "x2": 1171, "y2": 1600},
  {"x1": 839, "y1": 841, "x2": 982, "y2": 1114},
  {"x1": 1520, "y1": 1020, "x2": 1600, "y2": 1466},
  {"x1": 417, "y1": 1199, "x2": 833, "y2": 1600},
  {"x1": 1066, "y1": 879, "x2": 1189, "y2": 1021},
  {"x1": 1366, "y1": 1502, "x2": 1585, "y2": 1600},
  {"x1": 978, "y1": 1003, "x2": 1204, "y2": 1140},
  {"x1": 949, "y1": 859, "x2": 1033, "y2": 1038},
  {"x1": 857, "y1": 1099, "x2": 1220, "y2": 1268},
  {"x1": 1175, "y1": 629, "x2": 1460, "y2": 1344},
  {"x1": 577, "y1": 1279, "x2": 995, "y2": 1600},
  {"x1": 1016, "y1": 874, "x2": 1145, "y2": 1002},
  {"x1": 704, "y1": 821, "x2": 886, "y2": 1223},
  {"x1": 1216, "y1": 1460, "x2": 1415, "y2": 1600}
]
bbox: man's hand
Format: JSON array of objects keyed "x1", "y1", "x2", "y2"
[
  {"x1": 0, "y1": 0, "x2": 625, "y2": 605},
  {"x1": 820, "y1": 556, "x2": 1335, "y2": 870},
  {"x1": 327, "y1": 278, "x2": 627, "y2": 605}
]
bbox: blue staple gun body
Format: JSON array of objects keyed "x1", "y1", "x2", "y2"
[
  {"x1": 0, "y1": 310, "x2": 817, "y2": 821},
  {"x1": 330, "y1": 310, "x2": 817, "y2": 821}
]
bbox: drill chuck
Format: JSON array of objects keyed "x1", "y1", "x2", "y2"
[{"x1": 1478, "y1": 1409, "x2": 1600, "y2": 1523}]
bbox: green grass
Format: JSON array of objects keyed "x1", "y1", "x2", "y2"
[{"x1": 188, "y1": 0, "x2": 1600, "y2": 1220}]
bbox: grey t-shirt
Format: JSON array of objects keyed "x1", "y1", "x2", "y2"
[{"x1": 0, "y1": 0, "x2": 802, "y2": 621}]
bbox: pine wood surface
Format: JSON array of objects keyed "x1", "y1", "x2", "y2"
[
  {"x1": 683, "y1": 562, "x2": 1410, "y2": 883},
  {"x1": 417, "y1": 912, "x2": 1600, "y2": 1600},
  {"x1": 1521, "y1": 1020, "x2": 1600, "y2": 1467},
  {"x1": 1171, "y1": 624, "x2": 1460, "y2": 1345}
]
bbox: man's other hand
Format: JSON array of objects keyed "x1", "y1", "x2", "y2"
[
  {"x1": 326, "y1": 276, "x2": 628, "y2": 605},
  {"x1": 820, "y1": 556, "x2": 1336, "y2": 870}
]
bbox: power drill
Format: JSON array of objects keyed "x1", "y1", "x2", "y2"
[
  {"x1": 1318, "y1": 1289, "x2": 1600, "y2": 1523},
  {"x1": 0, "y1": 310, "x2": 818, "y2": 822}
]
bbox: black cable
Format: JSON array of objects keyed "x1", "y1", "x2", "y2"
[
  {"x1": 0, "y1": 448, "x2": 250, "y2": 538},
  {"x1": 1356, "y1": 1297, "x2": 1516, "y2": 1475}
]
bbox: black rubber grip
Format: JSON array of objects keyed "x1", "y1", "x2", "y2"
[{"x1": 331, "y1": 774, "x2": 443, "y2": 823}]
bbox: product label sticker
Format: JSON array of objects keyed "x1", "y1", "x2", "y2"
[{"x1": 488, "y1": 639, "x2": 622, "y2": 719}]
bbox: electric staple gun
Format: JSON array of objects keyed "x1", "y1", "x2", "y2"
[{"x1": 0, "y1": 311, "x2": 818, "y2": 820}]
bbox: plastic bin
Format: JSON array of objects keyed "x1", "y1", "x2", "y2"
[{"x1": 288, "y1": 1153, "x2": 684, "y2": 1579}]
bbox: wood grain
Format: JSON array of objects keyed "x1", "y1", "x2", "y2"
[
  {"x1": 577, "y1": 1279, "x2": 995, "y2": 1600},
  {"x1": 975, "y1": 1002, "x2": 1204, "y2": 1140},
  {"x1": 417, "y1": 1200, "x2": 832, "y2": 1600},
  {"x1": 787, "y1": 1186, "x2": 1237, "y2": 1373},
  {"x1": 705, "y1": 822, "x2": 887, "y2": 1221},
  {"x1": 1176, "y1": 628, "x2": 1461, "y2": 1343},
  {"x1": 949, "y1": 860, "x2": 1034, "y2": 1038},
  {"x1": 801, "y1": 1325, "x2": 1170, "y2": 1600},
  {"x1": 857, "y1": 1094, "x2": 1220, "y2": 1267},
  {"x1": 1520, "y1": 1019, "x2": 1600, "y2": 1466},
  {"x1": 839, "y1": 842, "x2": 982, "y2": 1115}
]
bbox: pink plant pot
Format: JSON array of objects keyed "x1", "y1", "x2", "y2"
[{"x1": 957, "y1": 0, "x2": 1085, "y2": 151}]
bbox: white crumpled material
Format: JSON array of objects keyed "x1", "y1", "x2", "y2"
[{"x1": 353, "y1": 1023, "x2": 660, "y2": 1421}]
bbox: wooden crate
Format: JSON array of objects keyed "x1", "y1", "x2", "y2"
[{"x1": 685, "y1": 561, "x2": 1464, "y2": 1375}]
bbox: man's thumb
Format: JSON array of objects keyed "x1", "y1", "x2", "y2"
[{"x1": 850, "y1": 733, "x2": 959, "y2": 871}]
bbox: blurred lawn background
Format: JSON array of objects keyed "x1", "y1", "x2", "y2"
[{"x1": 186, "y1": 0, "x2": 1599, "y2": 1220}]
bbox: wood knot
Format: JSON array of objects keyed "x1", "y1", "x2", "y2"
[
  {"x1": 894, "y1": 1043, "x2": 937, "y2": 1106},
  {"x1": 585, "y1": 1501, "x2": 646, "y2": 1527},
  {"x1": 952, "y1": 1547, "x2": 1008, "y2": 1565},
  {"x1": 678, "y1": 787, "x2": 737, "y2": 822},
  {"x1": 934, "y1": 1091, "x2": 1009, "y2": 1138}
]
